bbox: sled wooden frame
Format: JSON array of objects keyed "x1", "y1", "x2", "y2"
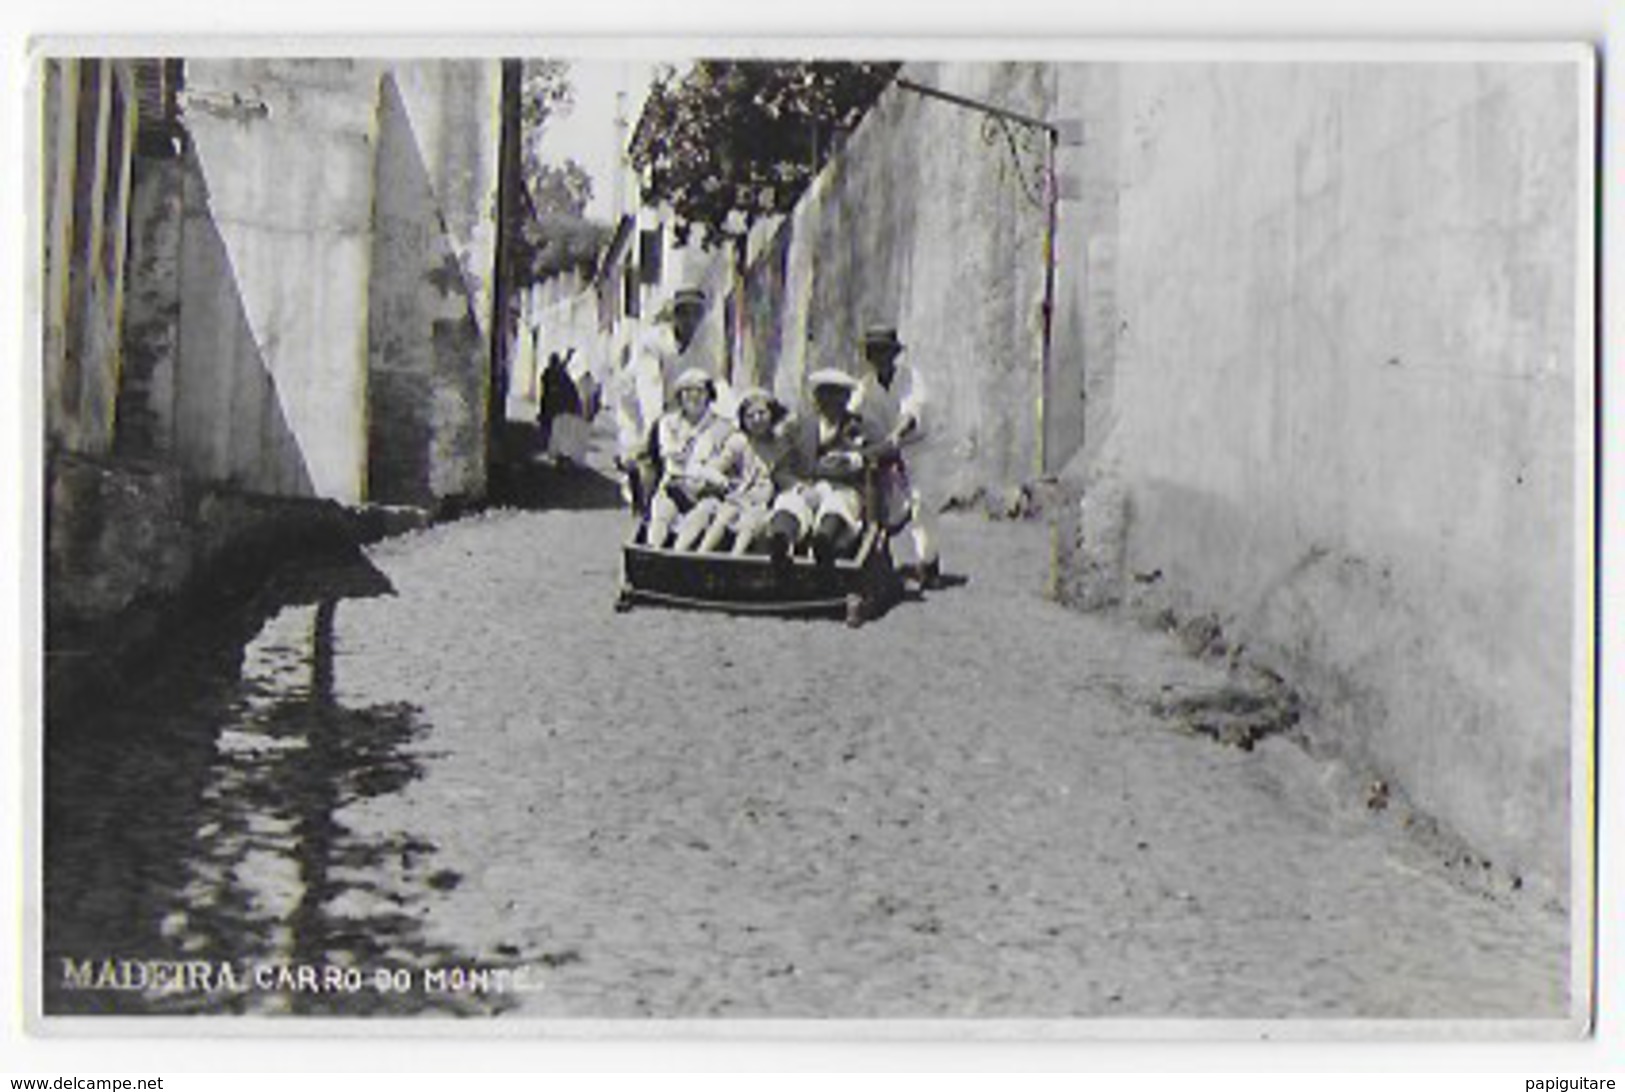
[{"x1": 616, "y1": 522, "x2": 905, "y2": 627}]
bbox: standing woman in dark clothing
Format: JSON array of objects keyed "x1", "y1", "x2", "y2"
[{"x1": 538, "y1": 348, "x2": 583, "y2": 462}]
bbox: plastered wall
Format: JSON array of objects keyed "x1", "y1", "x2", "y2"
[{"x1": 1073, "y1": 60, "x2": 1587, "y2": 889}]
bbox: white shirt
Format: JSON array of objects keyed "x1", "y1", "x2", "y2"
[
  {"x1": 654, "y1": 408, "x2": 730, "y2": 478},
  {"x1": 855, "y1": 362, "x2": 927, "y2": 446}
]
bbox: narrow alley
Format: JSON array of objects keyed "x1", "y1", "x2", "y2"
[
  {"x1": 43, "y1": 461, "x2": 1570, "y2": 1020},
  {"x1": 33, "y1": 51, "x2": 1589, "y2": 1040}
]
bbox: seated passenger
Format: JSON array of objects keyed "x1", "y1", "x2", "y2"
[
  {"x1": 644, "y1": 368, "x2": 731, "y2": 547},
  {"x1": 765, "y1": 369, "x2": 870, "y2": 568},
  {"x1": 672, "y1": 388, "x2": 793, "y2": 554}
]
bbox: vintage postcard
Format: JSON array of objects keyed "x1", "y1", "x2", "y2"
[{"x1": 28, "y1": 40, "x2": 1597, "y2": 1033}]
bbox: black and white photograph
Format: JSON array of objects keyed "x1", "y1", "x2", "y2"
[{"x1": 26, "y1": 40, "x2": 1596, "y2": 1034}]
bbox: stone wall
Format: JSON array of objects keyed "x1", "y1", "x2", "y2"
[
  {"x1": 736, "y1": 62, "x2": 1054, "y2": 507},
  {"x1": 114, "y1": 151, "x2": 183, "y2": 459},
  {"x1": 1046, "y1": 63, "x2": 1121, "y2": 472},
  {"x1": 367, "y1": 62, "x2": 503, "y2": 507},
  {"x1": 44, "y1": 452, "x2": 418, "y2": 721},
  {"x1": 123, "y1": 58, "x2": 503, "y2": 507},
  {"x1": 45, "y1": 58, "x2": 507, "y2": 663},
  {"x1": 1059, "y1": 60, "x2": 1590, "y2": 892},
  {"x1": 169, "y1": 59, "x2": 378, "y2": 502}
]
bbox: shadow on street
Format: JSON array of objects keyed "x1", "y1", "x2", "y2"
[
  {"x1": 44, "y1": 547, "x2": 519, "y2": 1016},
  {"x1": 489, "y1": 419, "x2": 626, "y2": 513}
]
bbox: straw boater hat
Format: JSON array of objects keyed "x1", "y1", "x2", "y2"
[
  {"x1": 673, "y1": 367, "x2": 716, "y2": 399},
  {"x1": 807, "y1": 367, "x2": 860, "y2": 393}
]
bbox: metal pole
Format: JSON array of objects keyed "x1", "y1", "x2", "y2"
[
  {"x1": 1038, "y1": 128, "x2": 1059, "y2": 478},
  {"x1": 894, "y1": 76, "x2": 1058, "y2": 135}
]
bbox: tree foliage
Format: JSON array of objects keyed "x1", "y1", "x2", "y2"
[
  {"x1": 513, "y1": 160, "x2": 610, "y2": 284},
  {"x1": 520, "y1": 60, "x2": 574, "y2": 172},
  {"x1": 629, "y1": 60, "x2": 900, "y2": 249},
  {"x1": 529, "y1": 159, "x2": 594, "y2": 220},
  {"x1": 510, "y1": 62, "x2": 611, "y2": 286}
]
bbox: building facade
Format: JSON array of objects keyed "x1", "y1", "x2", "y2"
[
  {"x1": 41, "y1": 58, "x2": 140, "y2": 459},
  {"x1": 43, "y1": 56, "x2": 515, "y2": 635}
]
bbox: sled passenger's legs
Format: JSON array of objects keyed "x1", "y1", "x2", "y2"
[
  {"x1": 671, "y1": 498, "x2": 719, "y2": 551},
  {"x1": 723, "y1": 505, "x2": 772, "y2": 556},
  {"x1": 695, "y1": 502, "x2": 736, "y2": 553},
  {"x1": 764, "y1": 510, "x2": 800, "y2": 576},
  {"x1": 645, "y1": 491, "x2": 680, "y2": 548},
  {"x1": 812, "y1": 513, "x2": 857, "y2": 567}
]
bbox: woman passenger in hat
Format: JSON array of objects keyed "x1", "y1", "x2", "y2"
[
  {"x1": 644, "y1": 367, "x2": 731, "y2": 548},
  {"x1": 672, "y1": 388, "x2": 793, "y2": 554}
]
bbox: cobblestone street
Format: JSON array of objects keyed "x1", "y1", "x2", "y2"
[
  {"x1": 44, "y1": 471, "x2": 1571, "y2": 1021},
  {"x1": 336, "y1": 498, "x2": 1570, "y2": 1020}
]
